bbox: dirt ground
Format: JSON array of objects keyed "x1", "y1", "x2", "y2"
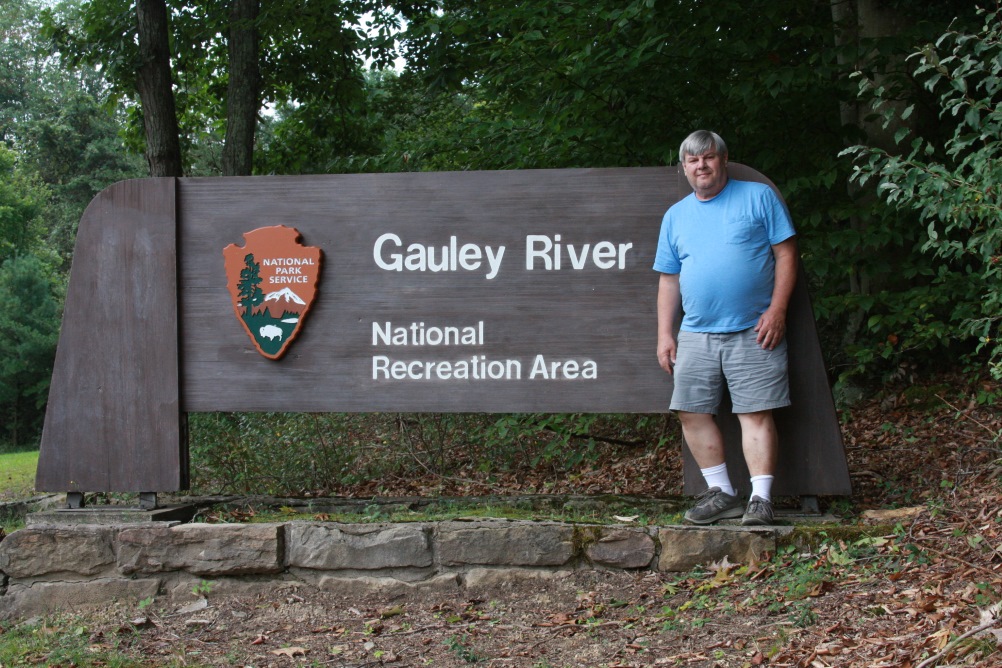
[
  {"x1": 5, "y1": 374, "x2": 1002, "y2": 667},
  {"x1": 56, "y1": 530, "x2": 1000, "y2": 668},
  {"x1": 33, "y1": 480, "x2": 1002, "y2": 668}
]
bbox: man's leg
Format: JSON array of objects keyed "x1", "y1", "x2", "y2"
[
  {"x1": 679, "y1": 411, "x2": 743, "y2": 524},
  {"x1": 678, "y1": 411, "x2": 725, "y2": 469},
  {"x1": 736, "y1": 409, "x2": 778, "y2": 525},
  {"x1": 735, "y1": 409, "x2": 778, "y2": 477},
  {"x1": 726, "y1": 327, "x2": 789, "y2": 526}
]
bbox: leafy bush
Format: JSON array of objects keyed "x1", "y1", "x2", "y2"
[
  {"x1": 188, "y1": 412, "x2": 676, "y2": 496},
  {"x1": 842, "y1": 9, "x2": 1002, "y2": 380},
  {"x1": 0, "y1": 255, "x2": 62, "y2": 449}
]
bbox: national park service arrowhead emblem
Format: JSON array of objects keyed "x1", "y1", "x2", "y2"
[{"x1": 223, "y1": 226, "x2": 322, "y2": 360}]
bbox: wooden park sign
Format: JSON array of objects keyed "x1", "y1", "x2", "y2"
[{"x1": 35, "y1": 165, "x2": 851, "y2": 502}]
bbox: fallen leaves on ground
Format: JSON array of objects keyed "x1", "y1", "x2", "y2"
[{"x1": 6, "y1": 372, "x2": 1001, "y2": 666}]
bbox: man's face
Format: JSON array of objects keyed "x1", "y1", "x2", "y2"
[{"x1": 683, "y1": 150, "x2": 728, "y2": 200}]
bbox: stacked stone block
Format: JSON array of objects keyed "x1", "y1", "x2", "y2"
[{"x1": 0, "y1": 520, "x2": 779, "y2": 618}]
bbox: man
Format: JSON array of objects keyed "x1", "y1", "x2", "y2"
[{"x1": 653, "y1": 130, "x2": 798, "y2": 526}]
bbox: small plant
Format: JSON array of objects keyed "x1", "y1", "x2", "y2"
[
  {"x1": 765, "y1": 630, "x2": 788, "y2": 659},
  {"x1": 659, "y1": 617, "x2": 681, "y2": 633},
  {"x1": 974, "y1": 583, "x2": 995, "y2": 607},
  {"x1": 192, "y1": 580, "x2": 215, "y2": 597},
  {"x1": 789, "y1": 601, "x2": 819, "y2": 628},
  {"x1": 445, "y1": 634, "x2": 484, "y2": 663}
]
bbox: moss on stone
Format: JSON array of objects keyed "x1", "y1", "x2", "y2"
[{"x1": 778, "y1": 523, "x2": 895, "y2": 551}]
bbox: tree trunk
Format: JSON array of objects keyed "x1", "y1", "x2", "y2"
[
  {"x1": 831, "y1": 0, "x2": 911, "y2": 150},
  {"x1": 830, "y1": 0, "x2": 911, "y2": 347},
  {"x1": 222, "y1": 0, "x2": 261, "y2": 176},
  {"x1": 135, "y1": 0, "x2": 183, "y2": 177}
]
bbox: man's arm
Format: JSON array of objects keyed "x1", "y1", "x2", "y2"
[
  {"x1": 657, "y1": 272, "x2": 682, "y2": 373},
  {"x1": 755, "y1": 236, "x2": 798, "y2": 350}
]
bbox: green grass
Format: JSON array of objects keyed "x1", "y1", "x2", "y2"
[
  {"x1": 0, "y1": 449, "x2": 38, "y2": 502},
  {"x1": 0, "y1": 615, "x2": 199, "y2": 667},
  {"x1": 197, "y1": 501, "x2": 688, "y2": 527}
]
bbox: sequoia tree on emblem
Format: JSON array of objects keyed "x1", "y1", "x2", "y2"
[{"x1": 223, "y1": 226, "x2": 322, "y2": 360}]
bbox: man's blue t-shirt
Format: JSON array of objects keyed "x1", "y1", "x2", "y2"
[{"x1": 653, "y1": 179, "x2": 796, "y2": 333}]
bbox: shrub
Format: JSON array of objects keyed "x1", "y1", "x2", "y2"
[{"x1": 842, "y1": 9, "x2": 1002, "y2": 382}]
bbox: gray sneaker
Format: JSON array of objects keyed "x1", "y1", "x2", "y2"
[
  {"x1": 684, "y1": 487, "x2": 744, "y2": 525},
  {"x1": 741, "y1": 496, "x2": 774, "y2": 526}
]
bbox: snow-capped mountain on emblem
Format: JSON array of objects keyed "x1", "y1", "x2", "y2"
[
  {"x1": 222, "y1": 225, "x2": 323, "y2": 360},
  {"x1": 265, "y1": 287, "x2": 307, "y2": 305}
]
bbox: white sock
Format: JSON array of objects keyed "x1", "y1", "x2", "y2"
[
  {"x1": 701, "y1": 463, "x2": 735, "y2": 497},
  {"x1": 750, "y1": 475, "x2": 774, "y2": 502}
]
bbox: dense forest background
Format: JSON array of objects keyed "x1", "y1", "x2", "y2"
[{"x1": 1, "y1": 0, "x2": 999, "y2": 494}]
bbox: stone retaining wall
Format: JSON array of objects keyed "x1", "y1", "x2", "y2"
[{"x1": 0, "y1": 520, "x2": 781, "y2": 619}]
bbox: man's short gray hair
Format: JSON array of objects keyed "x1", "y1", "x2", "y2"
[{"x1": 679, "y1": 130, "x2": 728, "y2": 163}]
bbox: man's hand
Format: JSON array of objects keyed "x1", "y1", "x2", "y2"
[
  {"x1": 657, "y1": 273, "x2": 682, "y2": 374},
  {"x1": 658, "y1": 336, "x2": 677, "y2": 374},
  {"x1": 754, "y1": 305, "x2": 787, "y2": 350},
  {"x1": 756, "y1": 237, "x2": 797, "y2": 350}
]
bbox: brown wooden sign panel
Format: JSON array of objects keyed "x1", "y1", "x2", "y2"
[
  {"x1": 36, "y1": 167, "x2": 850, "y2": 497},
  {"x1": 36, "y1": 178, "x2": 186, "y2": 493},
  {"x1": 178, "y1": 168, "x2": 674, "y2": 413}
]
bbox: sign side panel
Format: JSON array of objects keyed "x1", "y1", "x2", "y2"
[{"x1": 36, "y1": 178, "x2": 182, "y2": 492}]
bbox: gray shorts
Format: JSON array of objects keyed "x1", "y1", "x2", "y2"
[{"x1": 669, "y1": 328, "x2": 790, "y2": 414}]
